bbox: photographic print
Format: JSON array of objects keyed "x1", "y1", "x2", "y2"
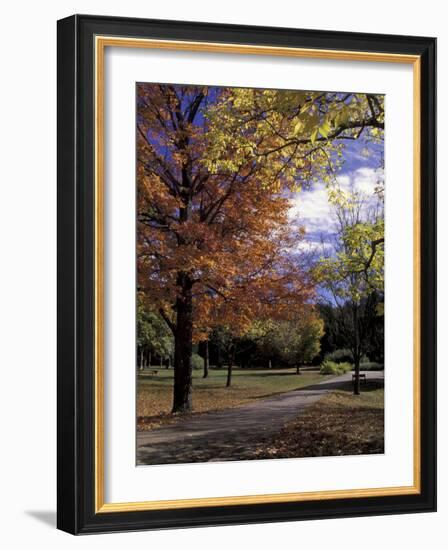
[{"x1": 136, "y1": 83, "x2": 385, "y2": 466}]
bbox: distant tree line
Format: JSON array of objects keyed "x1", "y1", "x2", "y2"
[{"x1": 316, "y1": 292, "x2": 384, "y2": 366}]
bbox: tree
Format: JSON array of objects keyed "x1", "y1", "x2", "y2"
[
  {"x1": 198, "y1": 339, "x2": 210, "y2": 378},
  {"x1": 313, "y1": 186, "x2": 384, "y2": 393},
  {"x1": 137, "y1": 84, "x2": 384, "y2": 412},
  {"x1": 205, "y1": 89, "x2": 384, "y2": 191},
  {"x1": 137, "y1": 295, "x2": 174, "y2": 369},
  {"x1": 257, "y1": 313, "x2": 324, "y2": 373},
  {"x1": 291, "y1": 314, "x2": 324, "y2": 372},
  {"x1": 208, "y1": 326, "x2": 252, "y2": 387}
]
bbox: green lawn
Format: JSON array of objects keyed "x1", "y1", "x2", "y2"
[{"x1": 137, "y1": 367, "x2": 324, "y2": 430}]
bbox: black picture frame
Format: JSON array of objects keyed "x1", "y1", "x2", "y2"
[{"x1": 57, "y1": 14, "x2": 436, "y2": 534}]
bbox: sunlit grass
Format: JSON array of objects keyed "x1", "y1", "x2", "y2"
[{"x1": 137, "y1": 367, "x2": 324, "y2": 429}]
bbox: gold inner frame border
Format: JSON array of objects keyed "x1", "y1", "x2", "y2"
[{"x1": 94, "y1": 35, "x2": 421, "y2": 513}]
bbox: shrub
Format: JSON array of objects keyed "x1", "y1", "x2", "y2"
[
  {"x1": 325, "y1": 349, "x2": 353, "y2": 364},
  {"x1": 325, "y1": 349, "x2": 370, "y2": 364},
  {"x1": 191, "y1": 353, "x2": 203, "y2": 370},
  {"x1": 320, "y1": 360, "x2": 352, "y2": 375}
]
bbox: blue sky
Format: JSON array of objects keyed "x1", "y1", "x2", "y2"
[{"x1": 288, "y1": 138, "x2": 384, "y2": 253}]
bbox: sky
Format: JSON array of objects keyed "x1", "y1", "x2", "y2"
[{"x1": 288, "y1": 138, "x2": 384, "y2": 254}]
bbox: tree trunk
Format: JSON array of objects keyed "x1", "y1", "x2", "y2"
[
  {"x1": 226, "y1": 346, "x2": 235, "y2": 387},
  {"x1": 353, "y1": 357, "x2": 361, "y2": 395},
  {"x1": 148, "y1": 350, "x2": 151, "y2": 368},
  {"x1": 352, "y1": 304, "x2": 361, "y2": 395},
  {"x1": 296, "y1": 364, "x2": 301, "y2": 375},
  {"x1": 172, "y1": 274, "x2": 194, "y2": 413},
  {"x1": 139, "y1": 347, "x2": 144, "y2": 370},
  {"x1": 160, "y1": 355, "x2": 163, "y2": 368},
  {"x1": 171, "y1": 123, "x2": 196, "y2": 412},
  {"x1": 203, "y1": 340, "x2": 209, "y2": 378},
  {"x1": 226, "y1": 362, "x2": 233, "y2": 387}
]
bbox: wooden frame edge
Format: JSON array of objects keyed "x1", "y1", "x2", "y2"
[{"x1": 97, "y1": 486, "x2": 420, "y2": 513}]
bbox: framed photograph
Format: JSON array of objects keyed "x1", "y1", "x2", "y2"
[{"x1": 57, "y1": 14, "x2": 436, "y2": 534}]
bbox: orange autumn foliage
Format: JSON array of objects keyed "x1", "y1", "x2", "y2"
[{"x1": 136, "y1": 84, "x2": 314, "y2": 340}]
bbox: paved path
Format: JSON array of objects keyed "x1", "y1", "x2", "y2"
[{"x1": 137, "y1": 371, "x2": 384, "y2": 465}]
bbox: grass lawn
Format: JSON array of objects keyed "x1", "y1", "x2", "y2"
[
  {"x1": 251, "y1": 379, "x2": 384, "y2": 459},
  {"x1": 137, "y1": 367, "x2": 324, "y2": 430}
]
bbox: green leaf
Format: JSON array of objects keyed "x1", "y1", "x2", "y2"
[
  {"x1": 319, "y1": 120, "x2": 331, "y2": 139},
  {"x1": 293, "y1": 119, "x2": 304, "y2": 136}
]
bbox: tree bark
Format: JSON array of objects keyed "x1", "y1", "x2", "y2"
[
  {"x1": 353, "y1": 359, "x2": 360, "y2": 395},
  {"x1": 296, "y1": 364, "x2": 301, "y2": 375},
  {"x1": 226, "y1": 362, "x2": 233, "y2": 387},
  {"x1": 172, "y1": 274, "x2": 194, "y2": 413},
  {"x1": 203, "y1": 340, "x2": 209, "y2": 378},
  {"x1": 352, "y1": 304, "x2": 361, "y2": 395},
  {"x1": 226, "y1": 346, "x2": 235, "y2": 387}
]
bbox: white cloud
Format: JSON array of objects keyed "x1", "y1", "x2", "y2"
[
  {"x1": 351, "y1": 167, "x2": 384, "y2": 195},
  {"x1": 293, "y1": 239, "x2": 334, "y2": 254},
  {"x1": 287, "y1": 166, "x2": 384, "y2": 244},
  {"x1": 288, "y1": 182, "x2": 335, "y2": 235}
]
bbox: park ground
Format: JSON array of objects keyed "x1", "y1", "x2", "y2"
[{"x1": 137, "y1": 368, "x2": 384, "y2": 465}]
